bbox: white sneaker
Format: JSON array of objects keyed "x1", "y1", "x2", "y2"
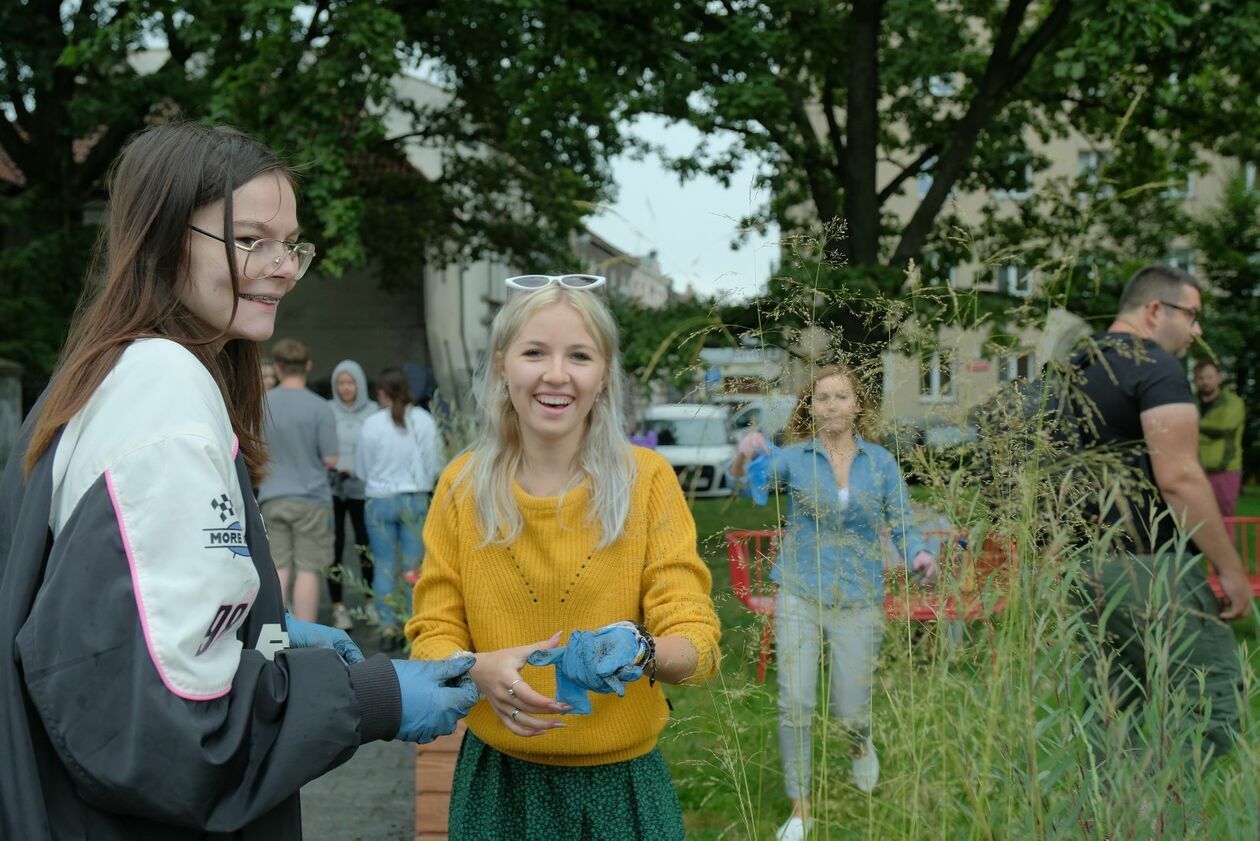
[
  {"x1": 851, "y1": 738, "x2": 879, "y2": 792},
  {"x1": 331, "y1": 604, "x2": 353, "y2": 631},
  {"x1": 364, "y1": 602, "x2": 381, "y2": 627},
  {"x1": 774, "y1": 816, "x2": 810, "y2": 841}
]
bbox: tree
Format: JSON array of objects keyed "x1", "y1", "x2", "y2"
[
  {"x1": 602, "y1": 0, "x2": 1260, "y2": 354},
  {"x1": 1194, "y1": 173, "x2": 1260, "y2": 477},
  {"x1": 0, "y1": 1, "x2": 626, "y2": 387}
]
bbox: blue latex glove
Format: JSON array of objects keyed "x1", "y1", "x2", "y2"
[
  {"x1": 526, "y1": 624, "x2": 644, "y2": 715},
  {"x1": 743, "y1": 442, "x2": 781, "y2": 505},
  {"x1": 285, "y1": 613, "x2": 364, "y2": 664},
  {"x1": 391, "y1": 656, "x2": 479, "y2": 743}
]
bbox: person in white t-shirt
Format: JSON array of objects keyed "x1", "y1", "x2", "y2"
[{"x1": 356, "y1": 367, "x2": 444, "y2": 650}]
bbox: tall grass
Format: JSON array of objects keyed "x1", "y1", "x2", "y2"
[{"x1": 656, "y1": 265, "x2": 1258, "y2": 839}]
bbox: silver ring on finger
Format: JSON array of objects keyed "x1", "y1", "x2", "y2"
[
  {"x1": 510, "y1": 708, "x2": 521, "y2": 722},
  {"x1": 507, "y1": 678, "x2": 523, "y2": 698}
]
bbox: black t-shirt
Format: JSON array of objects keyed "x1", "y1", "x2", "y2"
[{"x1": 1069, "y1": 332, "x2": 1194, "y2": 554}]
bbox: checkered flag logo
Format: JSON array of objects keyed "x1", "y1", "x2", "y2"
[{"x1": 210, "y1": 494, "x2": 235, "y2": 523}]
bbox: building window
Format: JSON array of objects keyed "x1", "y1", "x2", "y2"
[
  {"x1": 1002, "y1": 351, "x2": 1036, "y2": 383},
  {"x1": 917, "y1": 156, "x2": 936, "y2": 199},
  {"x1": 927, "y1": 75, "x2": 955, "y2": 97},
  {"x1": 1246, "y1": 162, "x2": 1256, "y2": 192},
  {"x1": 1162, "y1": 171, "x2": 1195, "y2": 200},
  {"x1": 995, "y1": 263, "x2": 1033, "y2": 297},
  {"x1": 994, "y1": 161, "x2": 1033, "y2": 200},
  {"x1": 919, "y1": 351, "x2": 955, "y2": 403},
  {"x1": 1077, "y1": 149, "x2": 1112, "y2": 197},
  {"x1": 922, "y1": 251, "x2": 957, "y2": 286},
  {"x1": 1166, "y1": 249, "x2": 1195, "y2": 275}
]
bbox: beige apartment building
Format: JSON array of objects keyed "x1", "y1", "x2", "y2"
[{"x1": 873, "y1": 129, "x2": 1255, "y2": 425}]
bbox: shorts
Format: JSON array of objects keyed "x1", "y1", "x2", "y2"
[{"x1": 260, "y1": 498, "x2": 334, "y2": 572}]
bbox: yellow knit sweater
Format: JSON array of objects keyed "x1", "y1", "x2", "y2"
[{"x1": 405, "y1": 446, "x2": 721, "y2": 766}]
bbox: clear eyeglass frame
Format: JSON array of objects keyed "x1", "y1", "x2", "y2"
[{"x1": 189, "y1": 225, "x2": 316, "y2": 280}]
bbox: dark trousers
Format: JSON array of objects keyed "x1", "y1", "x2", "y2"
[
  {"x1": 328, "y1": 496, "x2": 372, "y2": 603},
  {"x1": 1074, "y1": 550, "x2": 1244, "y2": 763}
]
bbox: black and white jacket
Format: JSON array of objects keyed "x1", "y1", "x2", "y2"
[{"x1": 0, "y1": 339, "x2": 401, "y2": 839}]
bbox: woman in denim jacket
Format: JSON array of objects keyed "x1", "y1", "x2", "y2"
[{"x1": 733, "y1": 366, "x2": 938, "y2": 841}]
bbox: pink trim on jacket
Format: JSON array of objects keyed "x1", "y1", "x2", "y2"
[{"x1": 104, "y1": 469, "x2": 231, "y2": 702}]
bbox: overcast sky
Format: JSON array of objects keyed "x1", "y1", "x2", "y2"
[{"x1": 585, "y1": 116, "x2": 778, "y2": 303}]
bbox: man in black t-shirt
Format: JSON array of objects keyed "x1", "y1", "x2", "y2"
[{"x1": 1070, "y1": 264, "x2": 1251, "y2": 761}]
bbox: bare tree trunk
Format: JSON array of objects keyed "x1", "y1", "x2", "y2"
[{"x1": 843, "y1": 0, "x2": 883, "y2": 268}]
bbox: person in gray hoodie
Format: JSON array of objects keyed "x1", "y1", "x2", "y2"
[{"x1": 328, "y1": 360, "x2": 379, "y2": 631}]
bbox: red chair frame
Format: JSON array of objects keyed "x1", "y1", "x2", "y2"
[
  {"x1": 725, "y1": 529, "x2": 1016, "y2": 683},
  {"x1": 1207, "y1": 516, "x2": 1260, "y2": 599}
]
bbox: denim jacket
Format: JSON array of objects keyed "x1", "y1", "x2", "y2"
[{"x1": 746, "y1": 437, "x2": 930, "y2": 606}]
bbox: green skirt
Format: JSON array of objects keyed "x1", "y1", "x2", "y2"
[{"x1": 448, "y1": 730, "x2": 686, "y2": 840}]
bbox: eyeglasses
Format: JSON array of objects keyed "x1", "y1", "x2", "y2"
[
  {"x1": 1159, "y1": 300, "x2": 1201, "y2": 326},
  {"x1": 190, "y1": 225, "x2": 316, "y2": 280},
  {"x1": 503, "y1": 274, "x2": 606, "y2": 291}
]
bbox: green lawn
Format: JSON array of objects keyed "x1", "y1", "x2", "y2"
[{"x1": 661, "y1": 491, "x2": 1260, "y2": 839}]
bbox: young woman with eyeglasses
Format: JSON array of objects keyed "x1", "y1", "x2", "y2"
[
  {"x1": 0, "y1": 122, "x2": 478, "y2": 838},
  {"x1": 406, "y1": 276, "x2": 721, "y2": 839}
]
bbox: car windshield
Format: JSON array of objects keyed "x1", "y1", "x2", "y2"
[{"x1": 645, "y1": 416, "x2": 729, "y2": 447}]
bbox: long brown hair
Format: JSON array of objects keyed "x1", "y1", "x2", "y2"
[
  {"x1": 25, "y1": 123, "x2": 294, "y2": 484},
  {"x1": 783, "y1": 365, "x2": 878, "y2": 443},
  {"x1": 376, "y1": 368, "x2": 413, "y2": 428}
]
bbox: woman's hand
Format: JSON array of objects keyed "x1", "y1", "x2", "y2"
[
  {"x1": 911, "y1": 551, "x2": 939, "y2": 585},
  {"x1": 468, "y1": 632, "x2": 572, "y2": 737}
]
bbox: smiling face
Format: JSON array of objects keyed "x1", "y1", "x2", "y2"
[
  {"x1": 811, "y1": 373, "x2": 860, "y2": 437},
  {"x1": 181, "y1": 171, "x2": 300, "y2": 343},
  {"x1": 501, "y1": 301, "x2": 607, "y2": 452}
]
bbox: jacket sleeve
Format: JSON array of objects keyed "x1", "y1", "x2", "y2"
[
  {"x1": 407, "y1": 464, "x2": 473, "y2": 658},
  {"x1": 17, "y1": 431, "x2": 400, "y2": 832},
  {"x1": 640, "y1": 458, "x2": 722, "y2": 684},
  {"x1": 880, "y1": 452, "x2": 929, "y2": 565}
]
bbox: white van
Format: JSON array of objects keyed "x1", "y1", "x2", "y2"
[{"x1": 642, "y1": 404, "x2": 735, "y2": 497}]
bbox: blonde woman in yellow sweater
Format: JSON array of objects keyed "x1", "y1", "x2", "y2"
[{"x1": 406, "y1": 276, "x2": 721, "y2": 839}]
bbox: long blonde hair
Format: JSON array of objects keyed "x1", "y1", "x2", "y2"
[{"x1": 456, "y1": 285, "x2": 635, "y2": 548}]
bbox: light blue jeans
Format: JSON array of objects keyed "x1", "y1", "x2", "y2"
[
  {"x1": 365, "y1": 492, "x2": 429, "y2": 629},
  {"x1": 775, "y1": 589, "x2": 884, "y2": 799}
]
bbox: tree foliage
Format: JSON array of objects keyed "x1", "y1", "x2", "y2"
[
  {"x1": 598, "y1": 0, "x2": 1260, "y2": 353},
  {"x1": 1194, "y1": 173, "x2": 1260, "y2": 476},
  {"x1": 0, "y1": 0, "x2": 629, "y2": 383}
]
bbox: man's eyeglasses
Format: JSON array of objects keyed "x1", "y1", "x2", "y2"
[
  {"x1": 1159, "y1": 300, "x2": 1201, "y2": 326},
  {"x1": 504, "y1": 274, "x2": 606, "y2": 291},
  {"x1": 190, "y1": 225, "x2": 316, "y2": 280}
]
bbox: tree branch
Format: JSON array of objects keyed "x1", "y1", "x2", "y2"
[
  {"x1": 820, "y1": 68, "x2": 846, "y2": 185},
  {"x1": 878, "y1": 145, "x2": 939, "y2": 205},
  {"x1": 304, "y1": 0, "x2": 331, "y2": 48},
  {"x1": 892, "y1": 0, "x2": 1075, "y2": 263}
]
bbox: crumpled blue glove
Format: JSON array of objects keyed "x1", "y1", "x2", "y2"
[
  {"x1": 391, "y1": 656, "x2": 479, "y2": 743},
  {"x1": 285, "y1": 613, "x2": 364, "y2": 664},
  {"x1": 740, "y1": 443, "x2": 781, "y2": 504},
  {"x1": 526, "y1": 623, "x2": 644, "y2": 715}
]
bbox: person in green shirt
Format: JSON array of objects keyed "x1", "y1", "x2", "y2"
[{"x1": 1193, "y1": 359, "x2": 1246, "y2": 516}]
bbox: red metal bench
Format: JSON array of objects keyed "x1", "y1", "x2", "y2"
[
  {"x1": 725, "y1": 529, "x2": 1016, "y2": 683},
  {"x1": 1207, "y1": 515, "x2": 1260, "y2": 600}
]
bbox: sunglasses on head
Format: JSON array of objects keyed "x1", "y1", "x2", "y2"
[{"x1": 503, "y1": 274, "x2": 607, "y2": 291}]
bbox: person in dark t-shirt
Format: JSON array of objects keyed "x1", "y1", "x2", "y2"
[{"x1": 1069, "y1": 264, "x2": 1251, "y2": 762}]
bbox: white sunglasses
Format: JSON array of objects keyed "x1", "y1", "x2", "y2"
[{"x1": 503, "y1": 274, "x2": 607, "y2": 291}]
